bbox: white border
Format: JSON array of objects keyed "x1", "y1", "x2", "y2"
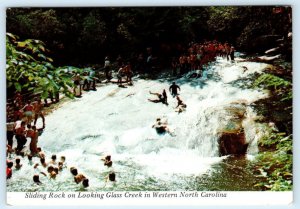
[
  {"x1": 6, "y1": 192, "x2": 293, "y2": 206},
  {"x1": 1, "y1": 0, "x2": 299, "y2": 209}
]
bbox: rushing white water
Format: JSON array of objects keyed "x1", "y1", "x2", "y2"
[{"x1": 7, "y1": 57, "x2": 271, "y2": 191}]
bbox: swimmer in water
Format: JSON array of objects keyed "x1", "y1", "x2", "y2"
[
  {"x1": 106, "y1": 172, "x2": 116, "y2": 182},
  {"x1": 101, "y1": 155, "x2": 113, "y2": 167},
  {"x1": 33, "y1": 174, "x2": 42, "y2": 185},
  {"x1": 152, "y1": 118, "x2": 175, "y2": 136},
  {"x1": 74, "y1": 174, "x2": 86, "y2": 184},
  {"x1": 15, "y1": 158, "x2": 22, "y2": 170},
  {"x1": 70, "y1": 167, "x2": 78, "y2": 176}
]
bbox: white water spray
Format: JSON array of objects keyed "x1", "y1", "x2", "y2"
[{"x1": 7, "y1": 57, "x2": 271, "y2": 191}]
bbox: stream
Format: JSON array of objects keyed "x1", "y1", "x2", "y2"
[{"x1": 7, "y1": 56, "x2": 271, "y2": 192}]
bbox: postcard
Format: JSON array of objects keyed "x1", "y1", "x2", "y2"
[{"x1": 5, "y1": 5, "x2": 293, "y2": 206}]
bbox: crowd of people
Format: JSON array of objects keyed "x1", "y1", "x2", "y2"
[
  {"x1": 6, "y1": 96, "x2": 45, "y2": 156},
  {"x1": 7, "y1": 40, "x2": 235, "y2": 189},
  {"x1": 171, "y1": 40, "x2": 235, "y2": 76}
]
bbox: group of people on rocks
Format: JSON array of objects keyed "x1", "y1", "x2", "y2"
[
  {"x1": 72, "y1": 71, "x2": 97, "y2": 97},
  {"x1": 171, "y1": 40, "x2": 235, "y2": 76},
  {"x1": 7, "y1": 95, "x2": 46, "y2": 157},
  {"x1": 101, "y1": 56, "x2": 134, "y2": 87},
  {"x1": 7, "y1": 40, "x2": 235, "y2": 189},
  {"x1": 148, "y1": 82, "x2": 186, "y2": 136}
]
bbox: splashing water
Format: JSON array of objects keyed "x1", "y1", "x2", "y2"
[{"x1": 7, "y1": 57, "x2": 271, "y2": 191}]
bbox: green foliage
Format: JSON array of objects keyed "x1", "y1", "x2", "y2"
[
  {"x1": 252, "y1": 71, "x2": 292, "y2": 191},
  {"x1": 254, "y1": 149, "x2": 292, "y2": 191},
  {"x1": 253, "y1": 73, "x2": 292, "y2": 101},
  {"x1": 6, "y1": 7, "x2": 291, "y2": 64},
  {"x1": 79, "y1": 11, "x2": 107, "y2": 48},
  {"x1": 6, "y1": 33, "x2": 74, "y2": 99},
  {"x1": 253, "y1": 124, "x2": 292, "y2": 191},
  {"x1": 7, "y1": 9, "x2": 64, "y2": 41}
]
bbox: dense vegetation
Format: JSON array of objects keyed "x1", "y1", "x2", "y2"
[
  {"x1": 7, "y1": 7, "x2": 291, "y2": 66},
  {"x1": 6, "y1": 33, "x2": 95, "y2": 101},
  {"x1": 251, "y1": 65, "x2": 292, "y2": 191}
]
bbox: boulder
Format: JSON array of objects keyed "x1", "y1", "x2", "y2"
[
  {"x1": 219, "y1": 130, "x2": 248, "y2": 156},
  {"x1": 217, "y1": 103, "x2": 248, "y2": 156}
]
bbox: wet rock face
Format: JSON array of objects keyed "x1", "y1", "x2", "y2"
[
  {"x1": 215, "y1": 103, "x2": 249, "y2": 156},
  {"x1": 219, "y1": 131, "x2": 248, "y2": 156}
]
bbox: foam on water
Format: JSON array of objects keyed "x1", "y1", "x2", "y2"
[{"x1": 7, "y1": 58, "x2": 270, "y2": 191}]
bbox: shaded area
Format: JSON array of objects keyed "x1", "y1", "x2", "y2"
[
  {"x1": 7, "y1": 7, "x2": 292, "y2": 66},
  {"x1": 194, "y1": 156, "x2": 263, "y2": 191}
]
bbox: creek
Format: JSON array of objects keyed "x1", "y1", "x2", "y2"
[{"x1": 7, "y1": 56, "x2": 271, "y2": 191}]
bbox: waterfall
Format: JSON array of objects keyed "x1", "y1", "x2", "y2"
[{"x1": 7, "y1": 57, "x2": 271, "y2": 191}]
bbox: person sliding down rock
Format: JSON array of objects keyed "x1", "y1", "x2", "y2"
[
  {"x1": 152, "y1": 118, "x2": 175, "y2": 136},
  {"x1": 175, "y1": 96, "x2": 187, "y2": 113},
  {"x1": 148, "y1": 90, "x2": 168, "y2": 105}
]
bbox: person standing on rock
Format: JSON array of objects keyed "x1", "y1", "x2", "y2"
[
  {"x1": 15, "y1": 121, "x2": 27, "y2": 153},
  {"x1": 27, "y1": 126, "x2": 39, "y2": 156},
  {"x1": 6, "y1": 119, "x2": 15, "y2": 148},
  {"x1": 33, "y1": 98, "x2": 45, "y2": 129},
  {"x1": 73, "y1": 73, "x2": 82, "y2": 97},
  {"x1": 169, "y1": 82, "x2": 181, "y2": 97},
  {"x1": 230, "y1": 46, "x2": 235, "y2": 61},
  {"x1": 22, "y1": 100, "x2": 34, "y2": 124},
  {"x1": 104, "y1": 56, "x2": 111, "y2": 81}
]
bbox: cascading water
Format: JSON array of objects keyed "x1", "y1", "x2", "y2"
[{"x1": 7, "y1": 56, "x2": 271, "y2": 191}]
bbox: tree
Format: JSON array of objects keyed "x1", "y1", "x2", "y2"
[{"x1": 6, "y1": 33, "x2": 75, "y2": 99}]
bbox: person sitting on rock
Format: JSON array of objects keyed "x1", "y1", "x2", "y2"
[{"x1": 175, "y1": 96, "x2": 187, "y2": 113}]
